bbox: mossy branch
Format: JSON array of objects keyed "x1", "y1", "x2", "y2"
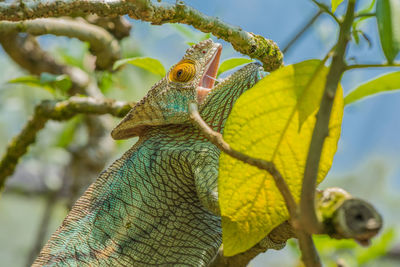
[
  {"x1": 0, "y1": 0, "x2": 282, "y2": 71},
  {"x1": 0, "y1": 97, "x2": 134, "y2": 191},
  {"x1": 0, "y1": 18, "x2": 120, "y2": 70}
]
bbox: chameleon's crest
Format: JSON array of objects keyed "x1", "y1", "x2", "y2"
[{"x1": 112, "y1": 39, "x2": 222, "y2": 139}]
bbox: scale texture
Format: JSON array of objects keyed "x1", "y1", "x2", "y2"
[{"x1": 33, "y1": 40, "x2": 264, "y2": 266}]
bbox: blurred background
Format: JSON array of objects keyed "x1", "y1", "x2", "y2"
[{"x1": 0, "y1": 0, "x2": 399, "y2": 266}]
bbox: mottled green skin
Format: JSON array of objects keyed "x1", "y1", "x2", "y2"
[{"x1": 33, "y1": 41, "x2": 264, "y2": 266}]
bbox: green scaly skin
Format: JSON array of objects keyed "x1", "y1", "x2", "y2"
[{"x1": 33, "y1": 40, "x2": 265, "y2": 266}]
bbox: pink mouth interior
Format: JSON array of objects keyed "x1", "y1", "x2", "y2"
[{"x1": 197, "y1": 45, "x2": 222, "y2": 104}]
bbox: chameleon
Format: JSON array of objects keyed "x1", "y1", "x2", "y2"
[{"x1": 33, "y1": 39, "x2": 283, "y2": 266}]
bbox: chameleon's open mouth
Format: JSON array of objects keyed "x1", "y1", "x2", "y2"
[{"x1": 197, "y1": 44, "x2": 222, "y2": 104}]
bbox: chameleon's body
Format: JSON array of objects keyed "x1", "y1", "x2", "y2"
[{"x1": 33, "y1": 40, "x2": 265, "y2": 266}]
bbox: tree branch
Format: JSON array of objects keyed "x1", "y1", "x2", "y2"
[
  {"x1": 0, "y1": 97, "x2": 134, "y2": 190},
  {"x1": 84, "y1": 15, "x2": 132, "y2": 40},
  {"x1": 298, "y1": 1, "x2": 355, "y2": 266},
  {"x1": 300, "y1": 0, "x2": 355, "y2": 235},
  {"x1": 0, "y1": 0, "x2": 282, "y2": 71},
  {"x1": 210, "y1": 222, "x2": 294, "y2": 267},
  {"x1": 0, "y1": 18, "x2": 120, "y2": 70}
]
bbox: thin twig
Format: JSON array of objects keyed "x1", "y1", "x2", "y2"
[
  {"x1": 282, "y1": 10, "x2": 322, "y2": 54},
  {"x1": 300, "y1": 0, "x2": 355, "y2": 236},
  {"x1": 0, "y1": 97, "x2": 134, "y2": 190},
  {"x1": 188, "y1": 102, "x2": 298, "y2": 218},
  {"x1": 310, "y1": 0, "x2": 341, "y2": 24},
  {"x1": 297, "y1": 1, "x2": 356, "y2": 266},
  {"x1": 345, "y1": 63, "x2": 400, "y2": 70},
  {"x1": 354, "y1": 12, "x2": 375, "y2": 18},
  {"x1": 0, "y1": 0, "x2": 282, "y2": 71}
]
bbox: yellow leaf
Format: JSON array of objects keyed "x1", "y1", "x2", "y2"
[
  {"x1": 332, "y1": 0, "x2": 345, "y2": 12},
  {"x1": 219, "y1": 60, "x2": 344, "y2": 256}
]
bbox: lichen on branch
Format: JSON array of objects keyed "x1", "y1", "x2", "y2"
[
  {"x1": 0, "y1": 97, "x2": 134, "y2": 190},
  {"x1": 0, "y1": 18, "x2": 120, "y2": 70},
  {"x1": 0, "y1": 0, "x2": 283, "y2": 71}
]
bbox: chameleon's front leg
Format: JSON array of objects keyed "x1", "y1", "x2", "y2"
[
  {"x1": 192, "y1": 145, "x2": 221, "y2": 216},
  {"x1": 192, "y1": 145, "x2": 287, "y2": 256}
]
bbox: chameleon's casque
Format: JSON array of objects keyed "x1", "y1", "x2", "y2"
[{"x1": 33, "y1": 39, "x2": 274, "y2": 266}]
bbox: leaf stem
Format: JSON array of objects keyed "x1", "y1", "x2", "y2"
[
  {"x1": 354, "y1": 12, "x2": 375, "y2": 18},
  {"x1": 345, "y1": 63, "x2": 400, "y2": 70},
  {"x1": 310, "y1": 0, "x2": 341, "y2": 24},
  {"x1": 188, "y1": 102, "x2": 298, "y2": 219}
]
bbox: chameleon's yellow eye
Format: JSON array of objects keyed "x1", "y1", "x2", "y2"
[{"x1": 169, "y1": 60, "x2": 196, "y2": 83}]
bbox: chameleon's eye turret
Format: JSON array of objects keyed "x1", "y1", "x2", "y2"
[
  {"x1": 169, "y1": 60, "x2": 196, "y2": 83},
  {"x1": 112, "y1": 39, "x2": 222, "y2": 140}
]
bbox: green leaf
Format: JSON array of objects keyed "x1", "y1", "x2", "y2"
[
  {"x1": 376, "y1": 0, "x2": 400, "y2": 63},
  {"x1": 54, "y1": 42, "x2": 90, "y2": 70},
  {"x1": 219, "y1": 60, "x2": 344, "y2": 256},
  {"x1": 8, "y1": 75, "x2": 48, "y2": 89},
  {"x1": 55, "y1": 116, "x2": 82, "y2": 148},
  {"x1": 358, "y1": 0, "x2": 376, "y2": 14},
  {"x1": 171, "y1": 24, "x2": 211, "y2": 44},
  {"x1": 200, "y1": 32, "x2": 212, "y2": 41},
  {"x1": 217, "y1": 58, "x2": 254, "y2": 77},
  {"x1": 170, "y1": 24, "x2": 198, "y2": 40},
  {"x1": 98, "y1": 71, "x2": 114, "y2": 93},
  {"x1": 7, "y1": 73, "x2": 72, "y2": 94},
  {"x1": 113, "y1": 57, "x2": 166, "y2": 77},
  {"x1": 314, "y1": 235, "x2": 357, "y2": 252},
  {"x1": 352, "y1": 29, "x2": 361, "y2": 44},
  {"x1": 344, "y1": 71, "x2": 400, "y2": 105},
  {"x1": 352, "y1": 17, "x2": 371, "y2": 45},
  {"x1": 352, "y1": 0, "x2": 376, "y2": 45},
  {"x1": 332, "y1": 0, "x2": 345, "y2": 12},
  {"x1": 40, "y1": 73, "x2": 72, "y2": 92}
]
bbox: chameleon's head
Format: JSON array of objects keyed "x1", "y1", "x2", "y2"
[{"x1": 112, "y1": 39, "x2": 222, "y2": 139}]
